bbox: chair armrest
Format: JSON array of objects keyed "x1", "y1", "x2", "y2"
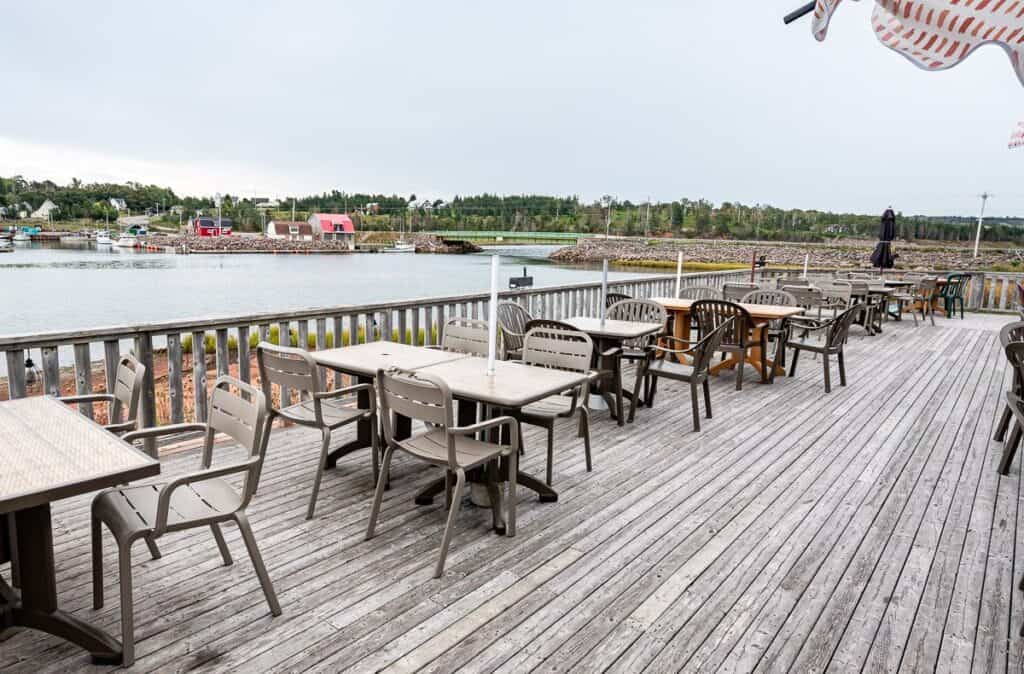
[
  {"x1": 58, "y1": 393, "x2": 115, "y2": 405},
  {"x1": 600, "y1": 346, "x2": 622, "y2": 358},
  {"x1": 315, "y1": 382, "x2": 377, "y2": 413},
  {"x1": 123, "y1": 423, "x2": 208, "y2": 444},
  {"x1": 449, "y1": 415, "x2": 520, "y2": 454},
  {"x1": 787, "y1": 317, "x2": 830, "y2": 331},
  {"x1": 153, "y1": 457, "x2": 260, "y2": 535},
  {"x1": 650, "y1": 344, "x2": 697, "y2": 357}
]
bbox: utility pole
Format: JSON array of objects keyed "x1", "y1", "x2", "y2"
[
  {"x1": 973, "y1": 192, "x2": 991, "y2": 258},
  {"x1": 644, "y1": 197, "x2": 651, "y2": 238},
  {"x1": 605, "y1": 199, "x2": 612, "y2": 237}
]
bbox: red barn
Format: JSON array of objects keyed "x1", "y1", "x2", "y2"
[{"x1": 191, "y1": 217, "x2": 233, "y2": 237}]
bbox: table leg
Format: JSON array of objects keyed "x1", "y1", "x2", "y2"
[{"x1": 1, "y1": 505, "x2": 123, "y2": 664}]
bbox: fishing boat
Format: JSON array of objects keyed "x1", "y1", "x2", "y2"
[
  {"x1": 114, "y1": 231, "x2": 138, "y2": 248},
  {"x1": 12, "y1": 229, "x2": 31, "y2": 243},
  {"x1": 382, "y1": 240, "x2": 416, "y2": 253},
  {"x1": 95, "y1": 230, "x2": 112, "y2": 245},
  {"x1": 0, "y1": 237, "x2": 12, "y2": 252}
]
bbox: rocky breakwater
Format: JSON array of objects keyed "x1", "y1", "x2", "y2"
[
  {"x1": 144, "y1": 234, "x2": 355, "y2": 253},
  {"x1": 549, "y1": 237, "x2": 1017, "y2": 271}
]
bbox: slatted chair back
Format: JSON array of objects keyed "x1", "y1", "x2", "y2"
[
  {"x1": 722, "y1": 283, "x2": 759, "y2": 302},
  {"x1": 521, "y1": 325, "x2": 594, "y2": 374},
  {"x1": 607, "y1": 299, "x2": 667, "y2": 351},
  {"x1": 818, "y1": 280, "x2": 853, "y2": 308},
  {"x1": 111, "y1": 354, "x2": 145, "y2": 429},
  {"x1": 376, "y1": 367, "x2": 459, "y2": 468},
  {"x1": 440, "y1": 317, "x2": 491, "y2": 356},
  {"x1": 257, "y1": 342, "x2": 320, "y2": 410},
  {"x1": 778, "y1": 277, "x2": 810, "y2": 288},
  {"x1": 677, "y1": 285, "x2": 721, "y2": 300},
  {"x1": 826, "y1": 305, "x2": 865, "y2": 350},
  {"x1": 496, "y1": 301, "x2": 532, "y2": 357},
  {"x1": 999, "y1": 321, "x2": 1024, "y2": 348},
  {"x1": 604, "y1": 292, "x2": 632, "y2": 308},
  {"x1": 691, "y1": 300, "x2": 753, "y2": 348},
  {"x1": 740, "y1": 289, "x2": 796, "y2": 307},
  {"x1": 903, "y1": 272, "x2": 927, "y2": 283},
  {"x1": 524, "y1": 318, "x2": 577, "y2": 334},
  {"x1": 847, "y1": 279, "x2": 871, "y2": 296},
  {"x1": 916, "y1": 277, "x2": 938, "y2": 300},
  {"x1": 783, "y1": 285, "x2": 824, "y2": 310},
  {"x1": 943, "y1": 273, "x2": 970, "y2": 298},
  {"x1": 691, "y1": 318, "x2": 733, "y2": 374},
  {"x1": 1005, "y1": 343, "x2": 1024, "y2": 388},
  {"x1": 204, "y1": 376, "x2": 267, "y2": 502}
]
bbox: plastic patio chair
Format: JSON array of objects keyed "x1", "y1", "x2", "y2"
[
  {"x1": 785, "y1": 305, "x2": 865, "y2": 393},
  {"x1": 607, "y1": 298, "x2": 667, "y2": 409},
  {"x1": 940, "y1": 273, "x2": 970, "y2": 319},
  {"x1": 604, "y1": 292, "x2": 632, "y2": 309},
  {"x1": 741, "y1": 289, "x2": 797, "y2": 379},
  {"x1": 59, "y1": 353, "x2": 145, "y2": 438},
  {"x1": 496, "y1": 301, "x2": 532, "y2": 361},
  {"x1": 434, "y1": 316, "x2": 492, "y2": 357},
  {"x1": 691, "y1": 299, "x2": 767, "y2": 391},
  {"x1": 256, "y1": 342, "x2": 379, "y2": 519},
  {"x1": 91, "y1": 376, "x2": 282, "y2": 666},
  {"x1": 366, "y1": 367, "x2": 519, "y2": 578}
]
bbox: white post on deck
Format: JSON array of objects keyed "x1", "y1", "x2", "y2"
[
  {"x1": 487, "y1": 254, "x2": 500, "y2": 376},
  {"x1": 803, "y1": 253, "x2": 809, "y2": 278},
  {"x1": 674, "y1": 252, "x2": 683, "y2": 297},
  {"x1": 600, "y1": 259, "x2": 609, "y2": 325}
]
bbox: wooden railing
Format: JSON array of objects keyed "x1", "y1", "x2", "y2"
[
  {"x1": 0, "y1": 268, "x2": 798, "y2": 454},
  {"x1": 962, "y1": 271, "x2": 1023, "y2": 313}
]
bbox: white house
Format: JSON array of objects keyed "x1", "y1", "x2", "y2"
[
  {"x1": 30, "y1": 199, "x2": 59, "y2": 220},
  {"x1": 109, "y1": 198, "x2": 128, "y2": 211},
  {"x1": 267, "y1": 220, "x2": 314, "y2": 241}
]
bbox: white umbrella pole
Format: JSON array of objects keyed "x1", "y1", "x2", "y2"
[
  {"x1": 600, "y1": 259, "x2": 609, "y2": 324},
  {"x1": 802, "y1": 254, "x2": 809, "y2": 279},
  {"x1": 674, "y1": 252, "x2": 683, "y2": 297},
  {"x1": 487, "y1": 254, "x2": 499, "y2": 376}
]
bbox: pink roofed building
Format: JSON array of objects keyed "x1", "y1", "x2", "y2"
[{"x1": 308, "y1": 213, "x2": 356, "y2": 249}]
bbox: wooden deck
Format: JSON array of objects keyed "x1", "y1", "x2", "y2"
[{"x1": 2, "y1": 312, "x2": 1021, "y2": 672}]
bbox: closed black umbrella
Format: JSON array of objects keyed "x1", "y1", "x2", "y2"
[{"x1": 870, "y1": 207, "x2": 896, "y2": 272}]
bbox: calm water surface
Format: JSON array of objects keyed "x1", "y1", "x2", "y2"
[{"x1": 0, "y1": 243, "x2": 657, "y2": 336}]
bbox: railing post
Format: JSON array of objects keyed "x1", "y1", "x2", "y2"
[
  {"x1": 134, "y1": 332, "x2": 157, "y2": 457},
  {"x1": 968, "y1": 272, "x2": 985, "y2": 311}
]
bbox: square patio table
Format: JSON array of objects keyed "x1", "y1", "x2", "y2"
[
  {"x1": 0, "y1": 396, "x2": 159, "y2": 664},
  {"x1": 413, "y1": 356, "x2": 591, "y2": 504},
  {"x1": 312, "y1": 341, "x2": 470, "y2": 467}
]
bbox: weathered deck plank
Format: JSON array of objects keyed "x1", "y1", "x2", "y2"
[{"x1": 0, "y1": 313, "x2": 1019, "y2": 674}]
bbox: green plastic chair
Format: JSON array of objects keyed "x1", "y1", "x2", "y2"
[{"x1": 939, "y1": 273, "x2": 970, "y2": 319}]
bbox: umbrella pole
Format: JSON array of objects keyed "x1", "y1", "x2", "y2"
[{"x1": 783, "y1": 1, "x2": 816, "y2": 24}]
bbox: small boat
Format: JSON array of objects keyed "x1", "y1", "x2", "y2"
[
  {"x1": 114, "y1": 232, "x2": 139, "y2": 248},
  {"x1": 95, "y1": 230, "x2": 112, "y2": 245},
  {"x1": 12, "y1": 231, "x2": 30, "y2": 243},
  {"x1": 383, "y1": 240, "x2": 416, "y2": 253},
  {"x1": 0, "y1": 237, "x2": 12, "y2": 251}
]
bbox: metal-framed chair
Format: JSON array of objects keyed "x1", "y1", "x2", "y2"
[
  {"x1": 366, "y1": 367, "x2": 519, "y2": 578},
  {"x1": 629, "y1": 319, "x2": 732, "y2": 431},
  {"x1": 785, "y1": 305, "x2": 864, "y2": 393},
  {"x1": 59, "y1": 353, "x2": 145, "y2": 437},
  {"x1": 256, "y1": 342, "x2": 379, "y2": 519},
  {"x1": 91, "y1": 376, "x2": 282, "y2": 666},
  {"x1": 691, "y1": 299, "x2": 767, "y2": 390},
  {"x1": 511, "y1": 324, "x2": 594, "y2": 485},
  {"x1": 496, "y1": 301, "x2": 532, "y2": 361}
]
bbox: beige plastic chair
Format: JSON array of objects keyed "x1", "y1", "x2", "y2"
[
  {"x1": 90, "y1": 376, "x2": 281, "y2": 666},
  {"x1": 722, "y1": 282, "x2": 759, "y2": 302},
  {"x1": 257, "y1": 342, "x2": 379, "y2": 519},
  {"x1": 59, "y1": 353, "x2": 145, "y2": 437},
  {"x1": 435, "y1": 317, "x2": 492, "y2": 357},
  {"x1": 677, "y1": 285, "x2": 721, "y2": 300},
  {"x1": 366, "y1": 367, "x2": 519, "y2": 578},
  {"x1": 512, "y1": 325, "x2": 594, "y2": 486}
]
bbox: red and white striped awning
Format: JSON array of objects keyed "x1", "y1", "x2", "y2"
[
  {"x1": 811, "y1": 0, "x2": 1024, "y2": 86},
  {"x1": 1011, "y1": 121, "x2": 1024, "y2": 149}
]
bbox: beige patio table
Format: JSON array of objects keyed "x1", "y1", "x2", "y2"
[
  {"x1": 412, "y1": 356, "x2": 591, "y2": 505},
  {"x1": 0, "y1": 396, "x2": 159, "y2": 664},
  {"x1": 312, "y1": 341, "x2": 470, "y2": 467}
]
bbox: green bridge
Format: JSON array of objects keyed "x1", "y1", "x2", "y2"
[{"x1": 424, "y1": 230, "x2": 590, "y2": 245}]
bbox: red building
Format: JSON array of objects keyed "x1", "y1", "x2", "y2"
[{"x1": 190, "y1": 217, "x2": 233, "y2": 237}]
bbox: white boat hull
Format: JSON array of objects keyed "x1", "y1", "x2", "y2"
[
  {"x1": 383, "y1": 243, "x2": 416, "y2": 253},
  {"x1": 114, "y1": 235, "x2": 138, "y2": 248}
]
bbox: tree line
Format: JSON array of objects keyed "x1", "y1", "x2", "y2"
[{"x1": 3, "y1": 175, "x2": 1022, "y2": 245}]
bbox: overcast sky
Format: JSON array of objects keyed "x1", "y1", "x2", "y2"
[{"x1": 2, "y1": 2, "x2": 1021, "y2": 217}]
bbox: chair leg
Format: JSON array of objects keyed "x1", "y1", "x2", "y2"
[
  {"x1": 647, "y1": 377, "x2": 659, "y2": 408},
  {"x1": 999, "y1": 424, "x2": 1022, "y2": 475},
  {"x1": 615, "y1": 362, "x2": 624, "y2": 427},
  {"x1": 735, "y1": 350, "x2": 745, "y2": 391},
  {"x1": 143, "y1": 535, "x2": 162, "y2": 560},
  {"x1": 91, "y1": 516, "x2": 103, "y2": 610},
  {"x1": 234, "y1": 512, "x2": 282, "y2": 616},
  {"x1": 369, "y1": 413, "x2": 381, "y2": 486},
  {"x1": 118, "y1": 541, "x2": 135, "y2": 667},
  {"x1": 838, "y1": 350, "x2": 847, "y2": 387},
  {"x1": 822, "y1": 352, "x2": 831, "y2": 393},
  {"x1": 703, "y1": 379, "x2": 712, "y2": 418},
  {"x1": 252, "y1": 413, "x2": 275, "y2": 494},
  {"x1": 435, "y1": 469, "x2": 466, "y2": 578},
  {"x1": 306, "y1": 427, "x2": 332, "y2": 520},
  {"x1": 507, "y1": 450, "x2": 518, "y2": 538},
  {"x1": 210, "y1": 523, "x2": 233, "y2": 566},
  {"x1": 545, "y1": 426, "x2": 555, "y2": 486},
  {"x1": 444, "y1": 470, "x2": 454, "y2": 510},
  {"x1": 6, "y1": 513, "x2": 19, "y2": 589},
  {"x1": 485, "y1": 461, "x2": 503, "y2": 531},
  {"x1": 366, "y1": 445, "x2": 395, "y2": 540},
  {"x1": 789, "y1": 348, "x2": 800, "y2": 377},
  {"x1": 690, "y1": 382, "x2": 701, "y2": 432},
  {"x1": 759, "y1": 332, "x2": 769, "y2": 384},
  {"x1": 996, "y1": 405, "x2": 1013, "y2": 442},
  {"x1": 628, "y1": 362, "x2": 646, "y2": 423},
  {"x1": 580, "y1": 408, "x2": 593, "y2": 472}
]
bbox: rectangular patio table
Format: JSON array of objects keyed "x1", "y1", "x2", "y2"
[
  {"x1": 413, "y1": 356, "x2": 591, "y2": 504},
  {"x1": 562, "y1": 316, "x2": 664, "y2": 425},
  {"x1": 651, "y1": 297, "x2": 804, "y2": 378},
  {"x1": 312, "y1": 341, "x2": 470, "y2": 467},
  {"x1": 0, "y1": 396, "x2": 159, "y2": 664}
]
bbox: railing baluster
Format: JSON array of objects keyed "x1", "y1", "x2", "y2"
[
  {"x1": 364, "y1": 312, "x2": 377, "y2": 342},
  {"x1": 237, "y1": 326, "x2": 251, "y2": 385},
  {"x1": 133, "y1": 333, "x2": 157, "y2": 456},
  {"x1": 41, "y1": 346, "x2": 60, "y2": 397},
  {"x1": 72, "y1": 343, "x2": 93, "y2": 418},
  {"x1": 192, "y1": 330, "x2": 208, "y2": 422},
  {"x1": 398, "y1": 308, "x2": 408, "y2": 344},
  {"x1": 412, "y1": 306, "x2": 421, "y2": 346},
  {"x1": 167, "y1": 333, "x2": 184, "y2": 424},
  {"x1": 103, "y1": 341, "x2": 119, "y2": 396},
  {"x1": 4, "y1": 350, "x2": 26, "y2": 400},
  {"x1": 215, "y1": 328, "x2": 230, "y2": 378}
]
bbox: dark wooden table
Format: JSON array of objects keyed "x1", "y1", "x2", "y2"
[{"x1": 0, "y1": 396, "x2": 159, "y2": 664}]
